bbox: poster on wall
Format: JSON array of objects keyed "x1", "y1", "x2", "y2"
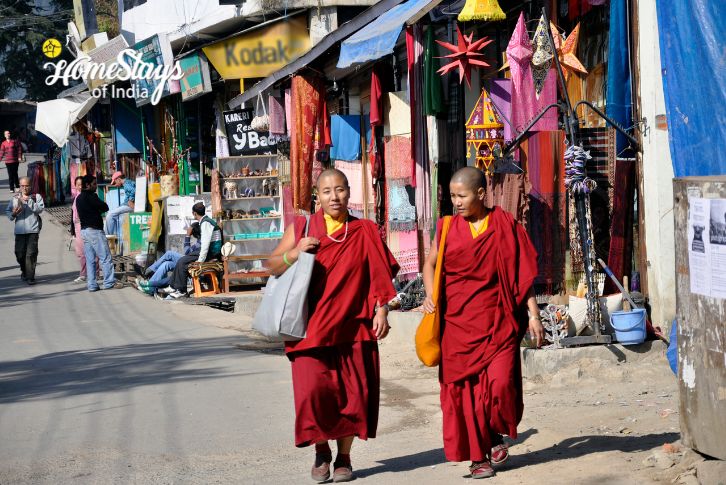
[
  {"x1": 687, "y1": 197, "x2": 726, "y2": 299},
  {"x1": 223, "y1": 108, "x2": 278, "y2": 156}
]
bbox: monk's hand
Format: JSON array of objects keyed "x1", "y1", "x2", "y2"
[
  {"x1": 296, "y1": 237, "x2": 320, "y2": 253},
  {"x1": 528, "y1": 317, "x2": 545, "y2": 348},
  {"x1": 422, "y1": 295, "x2": 435, "y2": 314},
  {"x1": 373, "y1": 310, "x2": 390, "y2": 340}
]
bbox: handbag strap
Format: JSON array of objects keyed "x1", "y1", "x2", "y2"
[
  {"x1": 257, "y1": 92, "x2": 268, "y2": 117},
  {"x1": 431, "y1": 216, "x2": 452, "y2": 303}
]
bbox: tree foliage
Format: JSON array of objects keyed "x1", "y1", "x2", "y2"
[{"x1": 0, "y1": 0, "x2": 119, "y2": 101}]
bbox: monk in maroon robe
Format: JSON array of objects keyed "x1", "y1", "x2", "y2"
[
  {"x1": 423, "y1": 167, "x2": 544, "y2": 480},
  {"x1": 267, "y1": 169, "x2": 399, "y2": 483}
]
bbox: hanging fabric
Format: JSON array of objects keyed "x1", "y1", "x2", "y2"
[
  {"x1": 506, "y1": 12, "x2": 557, "y2": 135},
  {"x1": 606, "y1": 0, "x2": 633, "y2": 151},
  {"x1": 290, "y1": 75, "x2": 326, "y2": 213},
  {"x1": 520, "y1": 131, "x2": 567, "y2": 290},
  {"x1": 423, "y1": 26, "x2": 444, "y2": 116},
  {"x1": 603, "y1": 158, "x2": 636, "y2": 295},
  {"x1": 268, "y1": 94, "x2": 286, "y2": 135},
  {"x1": 329, "y1": 115, "x2": 362, "y2": 161}
]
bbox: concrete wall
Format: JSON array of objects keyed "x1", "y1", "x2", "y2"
[{"x1": 637, "y1": 0, "x2": 676, "y2": 331}]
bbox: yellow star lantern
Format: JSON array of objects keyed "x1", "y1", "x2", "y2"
[
  {"x1": 465, "y1": 88, "x2": 504, "y2": 174},
  {"x1": 458, "y1": 0, "x2": 506, "y2": 22},
  {"x1": 550, "y1": 22, "x2": 588, "y2": 80}
]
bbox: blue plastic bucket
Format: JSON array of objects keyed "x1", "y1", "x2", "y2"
[{"x1": 610, "y1": 308, "x2": 647, "y2": 345}]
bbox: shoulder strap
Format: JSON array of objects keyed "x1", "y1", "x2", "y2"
[
  {"x1": 431, "y1": 216, "x2": 452, "y2": 303},
  {"x1": 304, "y1": 215, "x2": 310, "y2": 237}
]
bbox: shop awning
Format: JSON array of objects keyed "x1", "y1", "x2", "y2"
[
  {"x1": 227, "y1": 0, "x2": 407, "y2": 109},
  {"x1": 337, "y1": 0, "x2": 442, "y2": 68},
  {"x1": 35, "y1": 92, "x2": 98, "y2": 147}
]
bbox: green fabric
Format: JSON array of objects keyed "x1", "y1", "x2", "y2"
[{"x1": 424, "y1": 27, "x2": 444, "y2": 116}]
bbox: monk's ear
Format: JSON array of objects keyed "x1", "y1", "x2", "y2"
[{"x1": 477, "y1": 186, "x2": 486, "y2": 200}]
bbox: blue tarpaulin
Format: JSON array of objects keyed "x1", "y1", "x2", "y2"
[
  {"x1": 337, "y1": 0, "x2": 436, "y2": 68},
  {"x1": 656, "y1": 0, "x2": 726, "y2": 177}
]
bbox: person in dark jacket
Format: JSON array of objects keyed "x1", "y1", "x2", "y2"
[{"x1": 75, "y1": 175, "x2": 123, "y2": 292}]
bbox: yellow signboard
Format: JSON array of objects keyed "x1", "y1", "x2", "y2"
[{"x1": 203, "y1": 16, "x2": 310, "y2": 80}]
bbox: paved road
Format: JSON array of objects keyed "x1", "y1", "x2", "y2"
[{"x1": 0, "y1": 165, "x2": 680, "y2": 484}]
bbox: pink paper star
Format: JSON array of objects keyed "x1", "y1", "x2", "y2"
[{"x1": 436, "y1": 25, "x2": 493, "y2": 87}]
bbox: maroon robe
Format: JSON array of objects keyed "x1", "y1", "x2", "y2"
[
  {"x1": 287, "y1": 210, "x2": 399, "y2": 447},
  {"x1": 437, "y1": 207, "x2": 538, "y2": 462}
]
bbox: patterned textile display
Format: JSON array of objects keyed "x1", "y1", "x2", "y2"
[
  {"x1": 506, "y1": 12, "x2": 557, "y2": 135},
  {"x1": 485, "y1": 173, "x2": 530, "y2": 225},
  {"x1": 384, "y1": 136, "x2": 414, "y2": 183},
  {"x1": 188, "y1": 261, "x2": 224, "y2": 278},
  {"x1": 578, "y1": 127, "x2": 617, "y2": 261},
  {"x1": 269, "y1": 94, "x2": 286, "y2": 135},
  {"x1": 291, "y1": 75, "x2": 326, "y2": 213},
  {"x1": 387, "y1": 230, "x2": 419, "y2": 277},
  {"x1": 284, "y1": 88, "x2": 293, "y2": 136},
  {"x1": 334, "y1": 160, "x2": 370, "y2": 212},
  {"x1": 603, "y1": 158, "x2": 635, "y2": 295},
  {"x1": 408, "y1": 24, "x2": 433, "y2": 235},
  {"x1": 520, "y1": 131, "x2": 566, "y2": 289}
]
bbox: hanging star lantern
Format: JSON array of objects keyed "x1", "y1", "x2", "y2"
[
  {"x1": 550, "y1": 21, "x2": 588, "y2": 80},
  {"x1": 436, "y1": 25, "x2": 493, "y2": 88}
]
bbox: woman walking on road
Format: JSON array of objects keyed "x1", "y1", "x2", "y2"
[
  {"x1": 422, "y1": 167, "x2": 545, "y2": 480},
  {"x1": 266, "y1": 169, "x2": 399, "y2": 483}
]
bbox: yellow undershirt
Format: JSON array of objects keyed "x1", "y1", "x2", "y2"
[
  {"x1": 469, "y1": 214, "x2": 490, "y2": 238},
  {"x1": 324, "y1": 213, "x2": 347, "y2": 235}
]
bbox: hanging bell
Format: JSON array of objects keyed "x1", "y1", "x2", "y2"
[{"x1": 458, "y1": 0, "x2": 506, "y2": 22}]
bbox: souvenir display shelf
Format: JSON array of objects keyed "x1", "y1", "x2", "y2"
[{"x1": 215, "y1": 154, "x2": 282, "y2": 288}]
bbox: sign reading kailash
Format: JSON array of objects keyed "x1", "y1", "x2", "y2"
[{"x1": 44, "y1": 50, "x2": 183, "y2": 105}]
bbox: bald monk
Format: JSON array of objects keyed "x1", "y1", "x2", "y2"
[
  {"x1": 266, "y1": 169, "x2": 399, "y2": 483},
  {"x1": 423, "y1": 166, "x2": 545, "y2": 479}
]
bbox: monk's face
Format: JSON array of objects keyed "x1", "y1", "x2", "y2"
[
  {"x1": 450, "y1": 182, "x2": 485, "y2": 219},
  {"x1": 317, "y1": 174, "x2": 350, "y2": 219}
]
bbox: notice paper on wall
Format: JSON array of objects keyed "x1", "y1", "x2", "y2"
[{"x1": 688, "y1": 197, "x2": 726, "y2": 299}]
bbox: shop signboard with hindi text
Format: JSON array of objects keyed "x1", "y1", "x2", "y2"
[
  {"x1": 223, "y1": 108, "x2": 277, "y2": 156},
  {"x1": 202, "y1": 15, "x2": 310, "y2": 80},
  {"x1": 179, "y1": 52, "x2": 212, "y2": 102}
]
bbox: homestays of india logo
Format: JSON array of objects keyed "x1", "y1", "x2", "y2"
[{"x1": 44, "y1": 49, "x2": 183, "y2": 105}]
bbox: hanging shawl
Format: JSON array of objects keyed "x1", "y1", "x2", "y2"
[
  {"x1": 531, "y1": 15, "x2": 554, "y2": 97},
  {"x1": 506, "y1": 12, "x2": 557, "y2": 134},
  {"x1": 424, "y1": 26, "x2": 444, "y2": 116}
]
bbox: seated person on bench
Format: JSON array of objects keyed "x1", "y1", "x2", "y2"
[
  {"x1": 136, "y1": 222, "x2": 201, "y2": 295},
  {"x1": 163, "y1": 202, "x2": 222, "y2": 299}
]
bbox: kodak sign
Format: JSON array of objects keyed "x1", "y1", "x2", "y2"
[{"x1": 203, "y1": 16, "x2": 310, "y2": 80}]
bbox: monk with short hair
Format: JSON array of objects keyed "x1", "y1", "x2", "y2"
[
  {"x1": 423, "y1": 166, "x2": 545, "y2": 480},
  {"x1": 267, "y1": 169, "x2": 399, "y2": 483}
]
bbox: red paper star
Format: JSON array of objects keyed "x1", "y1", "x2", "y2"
[{"x1": 436, "y1": 25, "x2": 493, "y2": 87}]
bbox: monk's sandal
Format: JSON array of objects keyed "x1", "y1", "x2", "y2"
[
  {"x1": 491, "y1": 443, "x2": 509, "y2": 467},
  {"x1": 311, "y1": 453, "x2": 332, "y2": 483},
  {"x1": 469, "y1": 461, "x2": 495, "y2": 479},
  {"x1": 332, "y1": 463, "x2": 354, "y2": 483}
]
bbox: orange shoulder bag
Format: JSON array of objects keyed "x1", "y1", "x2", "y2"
[{"x1": 415, "y1": 216, "x2": 452, "y2": 367}]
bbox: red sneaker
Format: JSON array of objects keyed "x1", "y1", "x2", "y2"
[
  {"x1": 470, "y1": 461, "x2": 496, "y2": 479},
  {"x1": 491, "y1": 443, "x2": 509, "y2": 467}
]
